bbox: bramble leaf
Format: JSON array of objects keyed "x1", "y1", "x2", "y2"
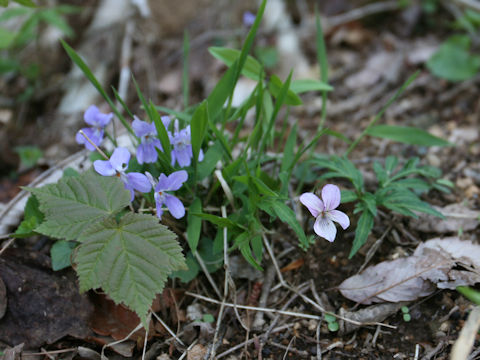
[
  {"x1": 26, "y1": 169, "x2": 131, "y2": 240},
  {"x1": 75, "y1": 212, "x2": 186, "y2": 325}
]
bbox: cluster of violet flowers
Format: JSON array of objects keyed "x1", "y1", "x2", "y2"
[{"x1": 75, "y1": 105, "x2": 198, "y2": 220}]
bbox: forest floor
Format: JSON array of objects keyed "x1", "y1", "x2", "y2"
[{"x1": 1, "y1": 0, "x2": 480, "y2": 359}]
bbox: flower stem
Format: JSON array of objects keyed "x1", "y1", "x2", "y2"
[{"x1": 78, "y1": 130, "x2": 109, "y2": 160}]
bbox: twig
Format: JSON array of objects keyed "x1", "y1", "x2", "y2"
[
  {"x1": 270, "y1": 340, "x2": 309, "y2": 357},
  {"x1": 252, "y1": 263, "x2": 276, "y2": 330},
  {"x1": 178, "y1": 339, "x2": 198, "y2": 360},
  {"x1": 451, "y1": 306, "x2": 480, "y2": 360},
  {"x1": 208, "y1": 206, "x2": 230, "y2": 360},
  {"x1": 194, "y1": 251, "x2": 222, "y2": 299},
  {"x1": 101, "y1": 321, "x2": 144, "y2": 359},
  {"x1": 79, "y1": 130, "x2": 109, "y2": 160},
  {"x1": 150, "y1": 309, "x2": 185, "y2": 346},
  {"x1": 316, "y1": 319, "x2": 322, "y2": 360},
  {"x1": 0, "y1": 237, "x2": 15, "y2": 257},
  {"x1": 23, "y1": 349, "x2": 77, "y2": 356}
]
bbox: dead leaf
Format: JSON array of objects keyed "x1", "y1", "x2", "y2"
[
  {"x1": 0, "y1": 249, "x2": 94, "y2": 348},
  {"x1": 409, "y1": 203, "x2": 479, "y2": 233},
  {"x1": 187, "y1": 344, "x2": 207, "y2": 360},
  {"x1": 280, "y1": 258, "x2": 305, "y2": 273},
  {"x1": 339, "y1": 237, "x2": 480, "y2": 304},
  {"x1": 339, "y1": 303, "x2": 405, "y2": 334}
]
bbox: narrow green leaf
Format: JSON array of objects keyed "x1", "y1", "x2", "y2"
[
  {"x1": 208, "y1": 47, "x2": 263, "y2": 81},
  {"x1": 112, "y1": 86, "x2": 133, "y2": 118},
  {"x1": 349, "y1": 211, "x2": 374, "y2": 258},
  {"x1": 367, "y1": 125, "x2": 450, "y2": 146},
  {"x1": 60, "y1": 40, "x2": 133, "y2": 135},
  {"x1": 155, "y1": 105, "x2": 190, "y2": 122},
  {"x1": 13, "y1": 0, "x2": 36, "y2": 6},
  {"x1": 281, "y1": 123, "x2": 297, "y2": 173},
  {"x1": 197, "y1": 140, "x2": 223, "y2": 180},
  {"x1": 75, "y1": 212, "x2": 185, "y2": 326},
  {"x1": 40, "y1": 9, "x2": 74, "y2": 37},
  {"x1": 193, "y1": 213, "x2": 243, "y2": 230},
  {"x1": 268, "y1": 200, "x2": 308, "y2": 248},
  {"x1": 341, "y1": 190, "x2": 358, "y2": 203},
  {"x1": 268, "y1": 74, "x2": 302, "y2": 106},
  {"x1": 149, "y1": 101, "x2": 171, "y2": 162},
  {"x1": 26, "y1": 169, "x2": 131, "y2": 240},
  {"x1": 190, "y1": 101, "x2": 208, "y2": 172},
  {"x1": 0, "y1": 0, "x2": 9, "y2": 7},
  {"x1": 206, "y1": 64, "x2": 237, "y2": 122},
  {"x1": 290, "y1": 79, "x2": 333, "y2": 94},
  {"x1": 0, "y1": 27, "x2": 15, "y2": 49},
  {"x1": 187, "y1": 198, "x2": 202, "y2": 253},
  {"x1": 457, "y1": 286, "x2": 480, "y2": 305},
  {"x1": 236, "y1": 232, "x2": 263, "y2": 271}
]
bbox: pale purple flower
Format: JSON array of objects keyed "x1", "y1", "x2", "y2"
[
  {"x1": 170, "y1": 122, "x2": 204, "y2": 168},
  {"x1": 76, "y1": 105, "x2": 113, "y2": 151},
  {"x1": 146, "y1": 170, "x2": 188, "y2": 219},
  {"x1": 93, "y1": 147, "x2": 151, "y2": 201},
  {"x1": 243, "y1": 11, "x2": 256, "y2": 26},
  {"x1": 299, "y1": 184, "x2": 350, "y2": 242},
  {"x1": 132, "y1": 116, "x2": 164, "y2": 164}
]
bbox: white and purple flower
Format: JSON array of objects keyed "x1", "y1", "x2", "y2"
[
  {"x1": 93, "y1": 147, "x2": 151, "y2": 201},
  {"x1": 147, "y1": 170, "x2": 188, "y2": 219},
  {"x1": 170, "y1": 122, "x2": 203, "y2": 168},
  {"x1": 299, "y1": 184, "x2": 350, "y2": 242},
  {"x1": 76, "y1": 105, "x2": 113, "y2": 151},
  {"x1": 132, "y1": 116, "x2": 167, "y2": 164}
]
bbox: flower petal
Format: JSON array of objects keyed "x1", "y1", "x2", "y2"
[
  {"x1": 136, "y1": 144, "x2": 145, "y2": 164},
  {"x1": 314, "y1": 217, "x2": 337, "y2": 242},
  {"x1": 93, "y1": 160, "x2": 115, "y2": 176},
  {"x1": 110, "y1": 147, "x2": 130, "y2": 171},
  {"x1": 156, "y1": 173, "x2": 169, "y2": 191},
  {"x1": 299, "y1": 193, "x2": 323, "y2": 217},
  {"x1": 126, "y1": 172, "x2": 151, "y2": 193},
  {"x1": 155, "y1": 199, "x2": 164, "y2": 219},
  {"x1": 96, "y1": 112, "x2": 113, "y2": 127},
  {"x1": 165, "y1": 170, "x2": 188, "y2": 191},
  {"x1": 161, "y1": 115, "x2": 171, "y2": 129},
  {"x1": 328, "y1": 210, "x2": 350, "y2": 230},
  {"x1": 321, "y1": 184, "x2": 341, "y2": 211},
  {"x1": 132, "y1": 116, "x2": 155, "y2": 137},
  {"x1": 175, "y1": 147, "x2": 191, "y2": 167},
  {"x1": 165, "y1": 194, "x2": 185, "y2": 219},
  {"x1": 83, "y1": 105, "x2": 100, "y2": 126}
]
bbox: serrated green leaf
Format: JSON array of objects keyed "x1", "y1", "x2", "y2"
[
  {"x1": 349, "y1": 211, "x2": 374, "y2": 258},
  {"x1": 366, "y1": 125, "x2": 450, "y2": 146},
  {"x1": 75, "y1": 212, "x2": 185, "y2": 326},
  {"x1": 26, "y1": 169, "x2": 131, "y2": 240},
  {"x1": 14, "y1": 195, "x2": 43, "y2": 238},
  {"x1": 51, "y1": 240, "x2": 76, "y2": 271}
]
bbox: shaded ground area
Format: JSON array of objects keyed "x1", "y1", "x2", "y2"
[{"x1": 1, "y1": 0, "x2": 480, "y2": 358}]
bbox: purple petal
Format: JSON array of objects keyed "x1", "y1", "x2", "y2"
[
  {"x1": 126, "y1": 172, "x2": 151, "y2": 193},
  {"x1": 83, "y1": 105, "x2": 100, "y2": 126},
  {"x1": 94, "y1": 159, "x2": 115, "y2": 176},
  {"x1": 175, "y1": 147, "x2": 191, "y2": 167},
  {"x1": 198, "y1": 148, "x2": 204, "y2": 162},
  {"x1": 136, "y1": 144, "x2": 145, "y2": 164},
  {"x1": 321, "y1": 184, "x2": 340, "y2": 211},
  {"x1": 165, "y1": 194, "x2": 185, "y2": 219},
  {"x1": 110, "y1": 147, "x2": 130, "y2": 171},
  {"x1": 95, "y1": 111, "x2": 113, "y2": 127},
  {"x1": 156, "y1": 173, "x2": 169, "y2": 191},
  {"x1": 132, "y1": 117, "x2": 155, "y2": 137},
  {"x1": 314, "y1": 217, "x2": 337, "y2": 242},
  {"x1": 155, "y1": 199, "x2": 164, "y2": 219},
  {"x1": 328, "y1": 210, "x2": 350, "y2": 230},
  {"x1": 164, "y1": 170, "x2": 188, "y2": 191},
  {"x1": 299, "y1": 193, "x2": 323, "y2": 217},
  {"x1": 161, "y1": 115, "x2": 171, "y2": 129},
  {"x1": 143, "y1": 143, "x2": 159, "y2": 163}
]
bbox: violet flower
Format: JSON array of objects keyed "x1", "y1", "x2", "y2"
[
  {"x1": 132, "y1": 116, "x2": 166, "y2": 164},
  {"x1": 93, "y1": 147, "x2": 151, "y2": 201},
  {"x1": 76, "y1": 105, "x2": 113, "y2": 151},
  {"x1": 146, "y1": 170, "x2": 188, "y2": 219},
  {"x1": 170, "y1": 122, "x2": 204, "y2": 168},
  {"x1": 299, "y1": 184, "x2": 350, "y2": 242},
  {"x1": 243, "y1": 11, "x2": 256, "y2": 26}
]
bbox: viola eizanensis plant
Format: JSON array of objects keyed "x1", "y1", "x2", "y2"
[{"x1": 15, "y1": 0, "x2": 452, "y2": 325}]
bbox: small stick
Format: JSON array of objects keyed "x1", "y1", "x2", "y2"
[
  {"x1": 451, "y1": 306, "x2": 480, "y2": 360},
  {"x1": 78, "y1": 130, "x2": 109, "y2": 160},
  {"x1": 316, "y1": 319, "x2": 322, "y2": 360},
  {"x1": 194, "y1": 251, "x2": 222, "y2": 299},
  {"x1": 178, "y1": 339, "x2": 198, "y2": 360},
  {"x1": 150, "y1": 309, "x2": 185, "y2": 346},
  {"x1": 0, "y1": 237, "x2": 15, "y2": 257}
]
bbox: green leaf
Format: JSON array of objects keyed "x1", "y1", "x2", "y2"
[
  {"x1": 150, "y1": 102, "x2": 171, "y2": 163},
  {"x1": 187, "y1": 198, "x2": 202, "y2": 253},
  {"x1": 267, "y1": 199, "x2": 308, "y2": 248},
  {"x1": 290, "y1": 79, "x2": 333, "y2": 94},
  {"x1": 315, "y1": 155, "x2": 364, "y2": 192},
  {"x1": 349, "y1": 211, "x2": 374, "y2": 258},
  {"x1": 75, "y1": 212, "x2": 185, "y2": 326},
  {"x1": 61, "y1": 40, "x2": 133, "y2": 135},
  {"x1": 14, "y1": 195, "x2": 43, "y2": 238},
  {"x1": 190, "y1": 101, "x2": 208, "y2": 172},
  {"x1": 457, "y1": 286, "x2": 480, "y2": 305},
  {"x1": 0, "y1": 27, "x2": 15, "y2": 49},
  {"x1": 208, "y1": 47, "x2": 263, "y2": 81},
  {"x1": 236, "y1": 232, "x2": 263, "y2": 271},
  {"x1": 13, "y1": 0, "x2": 36, "y2": 6},
  {"x1": 193, "y1": 213, "x2": 243, "y2": 230},
  {"x1": 0, "y1": 57, "x2": 19, "y2": 73},
  {"x1": 360, "y1": 192, "x2": 377, "y2": 217},
  {"x1": 341, "y1": 190, "x2": 358, "y2": 203},
  {"x1": 14, "y1": 145, "x2": 42, "y2": 170},
  {"x1": 427, "y1": 35, "x2": 480, "y2": 81},
  {"x1": 40, "y1": 9, "x2": 74, "y2": 37},
  {"x1": 172, "y1": 252, "x2": 200, "y2": 283},
  {"x1": 50, "y1": 240, "x2": 76, "y2": 271},
  {"x1": 26, "y1": 169, "x2": 131, "y2": 240},
  {"x1": 268, "y1": 74, "x2": 302, "y2": 106},
  {"x1": 0, "y1": 0, "x2": 9, "y2": 7},
  {"x1": 327, "y1": 321, "x2": 339, "y2": 332},
  {"x1": 366, "y1": 125, "x2": 450, "y2": 146},
  {"x1": 197, "y1": 140, "x2": 223, "y2": 180}
]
